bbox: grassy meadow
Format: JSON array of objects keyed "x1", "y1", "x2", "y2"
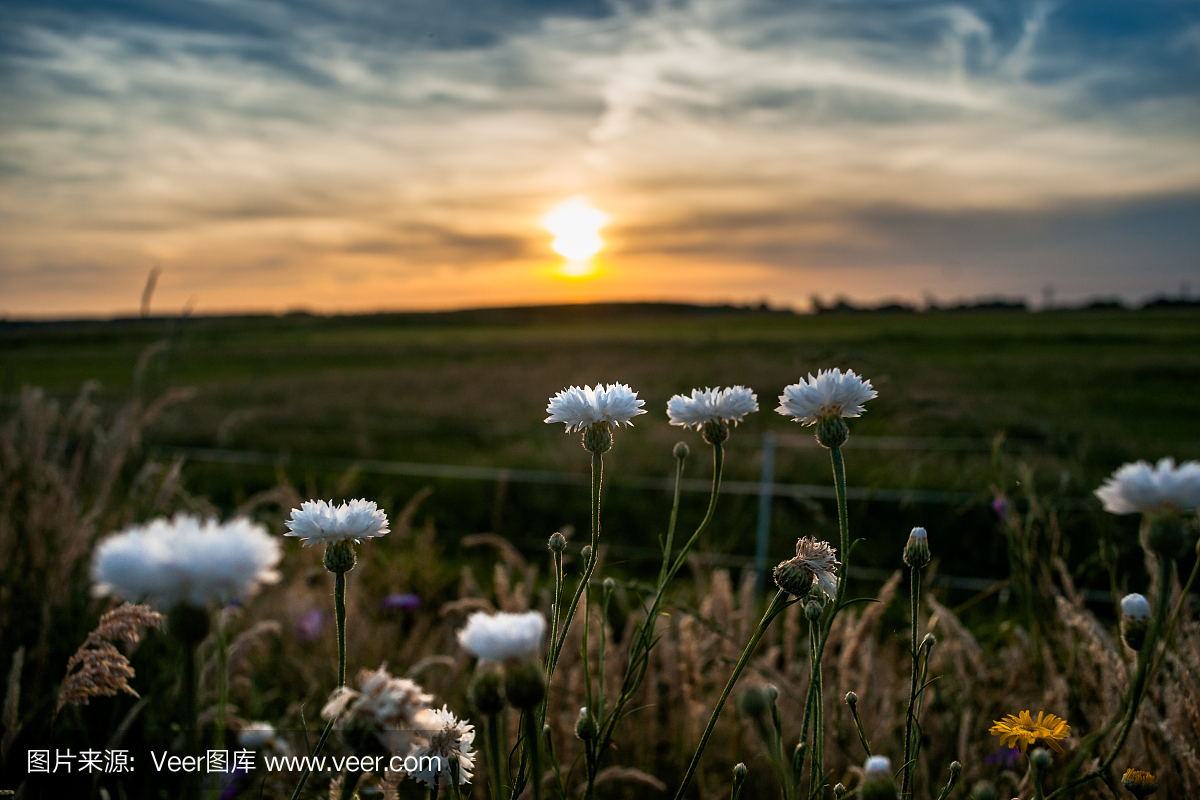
[{"x1": 1, "y1": 303, "x2": 1198, "y2": 799}]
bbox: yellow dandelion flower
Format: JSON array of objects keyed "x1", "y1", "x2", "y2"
[
  {"x1": 1121, "y1": 768, "x2": 1157, "y2": 798},
  {"x1": 989, "y1": 710, "x2": 1071, "y2": 753}
]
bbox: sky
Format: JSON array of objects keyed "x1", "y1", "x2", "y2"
[{"x1": 2, "y1": 0, "x2": 1199, "y2": 318}]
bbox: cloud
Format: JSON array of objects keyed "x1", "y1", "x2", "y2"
[{"x1": 0, "y1": 0, "x2": 1198, "y2": 315}]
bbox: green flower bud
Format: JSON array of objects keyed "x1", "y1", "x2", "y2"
[
  {"x1": 1030, "y1": 748, "x2": 1052, "y2": 770},
  {"x1": 702, "y1": 419, "x2": 729, "y2": 445},
  {"x1": 804, "y1": 600, "x2": 823, "y2": 621},
  {"x1": 949, "y1": 761, "x2": 962, "y2": 777},
  {"x1": 738, "y1": 686, "x2": 771, "y2": 718},
  {"x1": 1120, "y1": 593, "x2": 1151, "y2": 650},
  {"x1": 504, "y1": 658, "x2": 547, "y2": 709},
  {"x1": 575, "y1": 707, "x2": 598, "y2": 741},
  {"x1": 323, "y1": 540, "x2": 357, "y2": 574},
  {"x1": 548, "y1": 532, "x2": 567, "y2": 552},
  {"x1": 815, "y1": 416, "x2": 849, "y2": 449},
  {"x1": 970, "y1": 780, "x2": 997, "y2": 800},
  {"x1": 602, "y1": 577, "x2": 616, "y2": 593},
  {"x1": 1146, "y1": 513, "x2": 1187, "y2": 559},
  {"x1": 580, "y1": 545, "x2": 592, "y2": 566},
  {"x1": 773, "y1": 558, "x2": 815, "y2": 598},
  {"x1": 834, "y1": 784, "x2": 847, "y2": 799},
  {"x1": 673, "y1": 441, "x2": 690, "y2": 460},
  {"x1": 903, "y1": 527, "x2": 931, "y2": 569},
  {"x1": 845, "y1": 691, "x2": 858, "y2": 707},
  {"x1": 468, "y1": 667, "x2": 507, "y2": 715},
  {"x1": 583, "y1": 422, "x2": 612, "y2": 454}
]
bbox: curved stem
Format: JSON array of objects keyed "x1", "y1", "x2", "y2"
[
  {"x1": 673, "y1": 590, "x2": 792, "y2": 800},
  {"x1": 547, "y1": 452, "x2": 603, "y2": 680}
]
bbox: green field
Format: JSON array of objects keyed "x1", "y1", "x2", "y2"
[{"x1": 3, "y1": 303, "x2": 1198, "y2": 586}]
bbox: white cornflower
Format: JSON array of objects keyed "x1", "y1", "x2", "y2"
[
  {"x1": 776, "y1": 368, "x2": 877, "y2": 425},
  {"x1": 92, "y1": 514, "x2": 281, "y2": 609},
  {"x1": 1120, "y1": 593, "x2": 1151, "y2": 621},
  {"x1": 864, "y1": 755, "x2": 892, "y2": 778},
  {"x1": 238, "y1": 721, "x2": 292, "y2": 757},
  {"x1": 667, "y1": 386, "x2": 759, "y2": 430},
  {"x1": 1094, "y1": 458, "x2": 1200, "y2": 515},
  {"x1": 545, "y1": 383, "x2": 646, "y2": 433},
  {"x1": 322, "y1": 665, "x2": 433, "y2": 755},
  {"x1": 285, "y1": 499, "x2": 390, "y2": 547},
  {"x1": 456, "y1": 611, "x2": 547, "y2": 664},
  {"x1": 407, "y1": 706, "x2": 475, "y2": 788}
]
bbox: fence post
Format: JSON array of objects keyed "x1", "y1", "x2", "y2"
[{"x1": 754, "y1": 431, "x2": 776, "y2": 592}]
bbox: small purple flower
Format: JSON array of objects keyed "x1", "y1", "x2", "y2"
[
  {"x1": 296, "y1": 609, "x2": 326, "y2": 642},
  {"x1": 985, "y1": 746, "x2": 1021, "y2": 769},
  {"x1": 382, "y1": 592, "x2": 421, "y2": 611},
  {"x1": 992, "y1": 496, "x2": 1012, "y2": 519}
]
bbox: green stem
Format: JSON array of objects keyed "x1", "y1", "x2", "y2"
[
  {"x1": 595, "y1": 444, "x2": 720, "y2": 759},
  {"x1": 207, "y1": 620, "x2": 229, "y2": 800},
  {"x1": 848, "y1": 700, "x2": 872, "y2": 757},
  {"x1": 183, "y1": 640, "x2": 199, "y2": 800},
  {"x1": 334, "y1": 570, "x2": 347, "y2": 687},
  {"x1": 487, "y1": 713, "x2": 505, "y2": 800},
  {"x1": 288, "y1": 716, "x2": 336, "y2": 800},
  {"x1": 901, "y1": 566, "x2": 923, "y2": 800},
  {"x1": 546, "y1": 452, "x2": 603, "y2": 681},
  {"x1": 525, "y1": 711, "x2": 543, "y2": 800},
  {"x1": 673, "y1": 590, "x2": 792, "y2": 800},
  {"x1": 339, "y1": 769, "x2": 361, "y2": 800}
]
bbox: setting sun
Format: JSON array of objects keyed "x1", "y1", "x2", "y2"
[{"x1": 542, "y1": 197, "x2": 608, "y2": 262}]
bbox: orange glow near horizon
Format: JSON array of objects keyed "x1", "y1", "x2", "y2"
[{"x1": 542, "y1": 197, "x2": 608, "y2": 279}]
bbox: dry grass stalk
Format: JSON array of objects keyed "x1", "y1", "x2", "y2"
[{"x1": 57, "y1": 604, "x2": 164, "y2": 713}]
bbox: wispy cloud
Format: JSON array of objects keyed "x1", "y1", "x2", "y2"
[{"x1": 1, "y1": 0, "x2": 1198, "y2": 315}]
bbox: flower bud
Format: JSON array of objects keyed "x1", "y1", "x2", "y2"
[
  {"x1": 845, "y1": 691, "x2": 858, "y2": 708},
  {"x1": 602, "y1": 577, "x2": 616, "y2": 593},
  {"x1": 575, "y1": 707, "x2": 598, "y2": 740},
  {"x1": 168, "y1": 602, "x2": 210, "y2": 646},
  {"x1": 732, "y1": 762, "x2": 748, "y2": 799},
  {"x1": 903, "y1": 527, "x2": 931, "y2": 569},
  {"x1": 1030, "y1": 748, "x2": 1052, "y2": 771},
  {"x1": 548, "y1": 532, "x2": 567, "y2": 553},
  {"x1": 804, "y1": 600, "x2": 823, "y2": 621},
  {"x1": 504, "y1": 658, "x2": 548, "y2": 709},
  {"x1": 970, "y1": 781, "x2": 997, "y2": 800},
  {"x1": 583, "y1": 422, "x2": 613, "y2": 454},
  {"x1": 467, "y1": 667, "x2": 507, "y2": 715},
  {"x1": 861, "y1": 755, "x2": 898, "y2": 800},
  {"x1": 921, "y1": 633, "x2": 937, "y2": 651},
  {"x1": 673, "y1": 441, "x2": 690, "y2": 460},
  {"x1": 1146, "y1": 513, "x2": 1186, "y2": 559},
  {"x1": 815, "y1": 416, "x2": 849, "y2": 449},
  {"x1": 773, "y1": 558, "x2": 815, "y2": 598},
  {"x1": 949, "y1": 761, "x2": 962, "y2": 777},
  {"x1": 323, "y1": 540, "x2": 357, "y2": 574},
  {"x1": 834, "y1": 784, "x2": 847, "y2": 799},
  {"x1": 702, "y1": 419, "x2": 729, "y2": 445},
  {"x1": 1120, "y1": 593, "x2": 1151, "y2": 650},
  {"x1": 580, "y1": 545, "x2": 592, "y2": 566},
  {"x1": 1121, "y1": 768, "x2": 1158, "y2": 798},
  {"x1": 738, "y1": 686, "x2": 771, "y2": 718}
]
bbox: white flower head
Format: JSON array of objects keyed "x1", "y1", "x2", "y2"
[
  {"x1": 1094, "y1": 457, "x2": 1200, "y2": 515},
  {"x1": 776, "y1": 368, "x2": 878, "y2": 425},
  {"x1": 92, "y1": 513, "x2": 281, "y2": 609},
  {"x1": 667, "y1": 386, "x2": 759, "y2": 430},
  {"x1": 238, "y1": 721, "x2": 291, "y2": 757},
  {"x1": 406, "y1": 706, "x2": 476, "y2": 788},
  {"x1": 322, "y1": 665, "x2": 433, "y2": 755},
  {"x1": 545, "y1": 383, "x2": 646, "y2": 433},
  {"x1": 864, "y1": 755, "x2": 892, "y2": 779},
  {"x1": 774, "y1": 537, "x2": 840, "y2": 599},
  {"x1": 456, "y1": 611, "x2": 547, "y2": 664},
  {"x1": 1120, "y1": 593, "x2": 1151, "y2": 621},
  {"x1": 285, "y1": 498, "x2": 390, "y2": 546}
]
